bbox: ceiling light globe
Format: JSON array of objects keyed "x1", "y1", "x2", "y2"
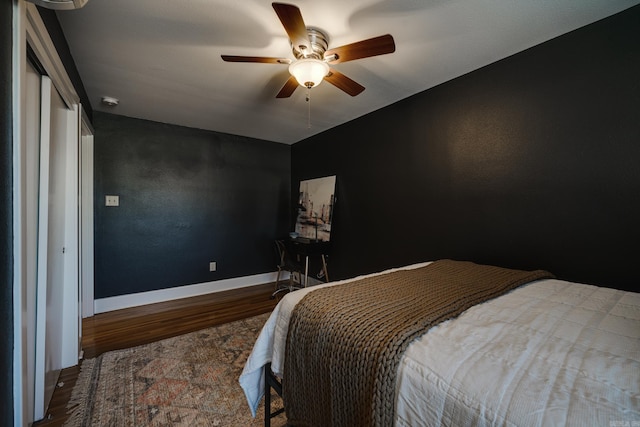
[{"x1": 289, "y1": 59, "x2": 330, "y2": 89}]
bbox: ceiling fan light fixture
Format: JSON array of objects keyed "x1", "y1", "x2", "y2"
[{"x1": 289, "y1": 59, "x2": 329, "y2": 89}]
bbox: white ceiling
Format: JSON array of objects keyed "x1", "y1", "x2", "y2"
[{"x1": 56, "y1": 0, "x2": 639, "y2": 144}]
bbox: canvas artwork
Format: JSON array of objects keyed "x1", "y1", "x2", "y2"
[{"x1": 295, "y1": 175, "x2": 336, "y2": 242}]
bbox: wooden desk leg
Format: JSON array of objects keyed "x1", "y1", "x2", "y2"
[{"x1": 321, "y1": 254, "x2": 329, "y2": 282}]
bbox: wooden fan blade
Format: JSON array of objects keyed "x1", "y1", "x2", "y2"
[
  {"x1": 325, "y1": 34, "x2": 395, "y2": 64},
  {"x1": 324, "y1": 69, "x2": 365, "y2": 96},
  {"x1": 276, "y1": 76, "x2": 299, "y2": 98},
  {"x1": 272, "y1": 3, "x2": 310, "y2": 52},
  {"x1": 221, "y1": 55, "x2": 291, "y2": 64}
]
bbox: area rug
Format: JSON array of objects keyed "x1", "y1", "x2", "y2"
[{"x1": 65, "y1": 313, "x2": 286, "y2": 426}]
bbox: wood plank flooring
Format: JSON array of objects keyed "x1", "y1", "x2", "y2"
[{"x1": 33, "y1": 282, "x2": 281, "y2": 427}]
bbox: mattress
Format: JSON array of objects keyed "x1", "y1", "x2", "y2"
[{"x1": 239, "y1": 262, "x2": 640, "y2": 425}]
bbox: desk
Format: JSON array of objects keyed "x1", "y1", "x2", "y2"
[{"x1": 285, "y1": 238, "x2": 330, "y2": 287}]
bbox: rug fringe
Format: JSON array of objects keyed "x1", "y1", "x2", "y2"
[{"x1": 64, "y1": 357, "x2": 98, "y2": 427}]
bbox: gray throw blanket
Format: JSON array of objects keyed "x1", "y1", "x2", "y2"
[{"x1": 283, "y1": 259, "x2": 554, "y2": 427}]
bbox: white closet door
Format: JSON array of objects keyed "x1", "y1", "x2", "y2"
[
  {"x1": 34, "y1": 76, "x2": 78, "y2": 421},
  {"x1": 23, "y1": 60, "x2": 42, "y2": 427}
]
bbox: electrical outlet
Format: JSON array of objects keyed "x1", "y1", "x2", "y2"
[
  {"x1": 105, "y1": 195, "x2": 119, "y2": 206},
  {"x1": 209, "y1": 261, "x2": 217, "y2": 272}
]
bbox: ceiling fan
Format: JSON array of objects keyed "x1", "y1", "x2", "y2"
[{"x1": 221, "y1": 2, "x2": 396, "y2": 98}]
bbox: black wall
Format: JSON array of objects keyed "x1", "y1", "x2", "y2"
[
  {"x1": 94, "y1": 113, "x2": 290, "y2": 298},
  {"x1": 292, "y1": 5, "x2": 640, "y2": 292},
  {"x1": 1, "y1": 0, "x2": 13, "y2": 423}
]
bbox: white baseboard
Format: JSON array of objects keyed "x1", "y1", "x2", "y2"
[{"x1": 94, "y1": 271, "x2": 285, "y2": 314}]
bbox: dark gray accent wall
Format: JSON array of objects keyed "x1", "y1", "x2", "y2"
[
  {"x1": 1, "y1": 0, "x2": 13, "y2": 423},
  {"x1": 94, "y1": 113, "x2": 290, "y2": 299},
  {"x1": 292, "y1": 5, "x2": 640, "y2": 292}
]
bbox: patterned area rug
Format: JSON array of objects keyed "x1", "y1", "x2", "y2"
[{"x1": 65, "y1": 313, "x2": 286, "y2": 426}]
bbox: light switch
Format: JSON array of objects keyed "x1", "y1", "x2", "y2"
[{"x1": 105, "y1": 195, "x2": 119, "y2": 206}]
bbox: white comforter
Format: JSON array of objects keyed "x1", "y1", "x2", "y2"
[{"x1": 239, "y1": 262, "x2": 640, "y2": 426}]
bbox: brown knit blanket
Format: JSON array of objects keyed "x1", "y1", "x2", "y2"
[{"x1": 282, "y1": 259, "x2": 554, "y2": 427}]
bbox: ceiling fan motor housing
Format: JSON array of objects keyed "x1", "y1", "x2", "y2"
[{"x1": 292, "y1": 28, "x2": 329, "y2": 60}]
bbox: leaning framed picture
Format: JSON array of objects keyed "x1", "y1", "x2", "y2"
[{"x1": 295, "y1": 175, "x2": 336, "y2": 242}]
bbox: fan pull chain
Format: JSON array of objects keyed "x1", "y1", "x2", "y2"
[{"x1": 306, "y1": 88, "x2": 311, "y2": 129}]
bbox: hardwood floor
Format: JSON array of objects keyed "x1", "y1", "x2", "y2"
[{"x1": 33, "y1": 282, "x2": 281, "y2": 427}]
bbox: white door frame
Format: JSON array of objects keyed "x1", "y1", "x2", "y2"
[
  {"x1": 13, "y1": 2, "x2": 84, "y2": 425},
  {"x1": 80, "y1": 109, "x2": 94, "y2": 319}
]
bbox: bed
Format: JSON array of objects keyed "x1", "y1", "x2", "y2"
[{"x1": 239, "y1": 259, "x2": 640, "y2": 426}]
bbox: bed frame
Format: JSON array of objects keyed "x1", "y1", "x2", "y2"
[{"x1": 264, "y1": 363, "x2": 283, "y2": 427}]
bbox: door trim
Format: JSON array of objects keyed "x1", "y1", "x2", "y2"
[
  {"x1": 13, "y1": 2, "x2": 83, "y2": 425},
  {"x1": 24, "y1": 2, "x2": 78, "y2": 108},
  {"x1": 80, "y1": 108, "x2": 94, "y2": 318}
]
